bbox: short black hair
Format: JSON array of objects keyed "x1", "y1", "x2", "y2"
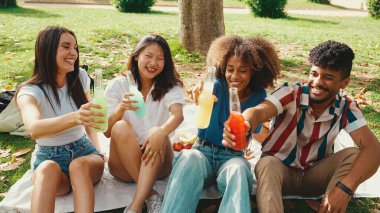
[{"x1": 309, "y1": 40, "x2": 355, "y2": 79}]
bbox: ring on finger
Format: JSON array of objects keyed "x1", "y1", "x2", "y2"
[{"x1": 149, "y1": 151, "x2": 154, "y2": 156}]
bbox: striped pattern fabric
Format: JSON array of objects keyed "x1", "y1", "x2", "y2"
[{"x1": 262, "y1": 82, "x2": 366, "y2": 169}]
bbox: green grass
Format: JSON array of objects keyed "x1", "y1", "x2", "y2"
[
  {"x1": 286, "y1": 0, "x2": 347, "y2": 10},
  {"x1": 0, "y1": 5, "x2": 379, "y2": 212},
  {"x1": 0, "y1": 133, "x2": 34, "y2": 201}
]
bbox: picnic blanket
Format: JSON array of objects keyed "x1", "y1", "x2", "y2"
[{"x1": 1, "y1": 104, "x2": 379, "y2": 213}]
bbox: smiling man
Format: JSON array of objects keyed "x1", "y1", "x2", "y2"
[{"x1": 222, "y1": 40, "x2": 380, "y2": 212}]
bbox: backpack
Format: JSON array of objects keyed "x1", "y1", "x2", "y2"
[{"x1": 0, "y1": 90, "x2": 15, "y2": 113}]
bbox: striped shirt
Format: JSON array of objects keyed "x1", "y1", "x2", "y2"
[{"x1": 262, "y1": 82, "x2": 366, "y2": 169}]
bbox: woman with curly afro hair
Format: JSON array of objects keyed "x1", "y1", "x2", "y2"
[{"x1": 161, "y1": 35, "x2": 280, "y2": 213}]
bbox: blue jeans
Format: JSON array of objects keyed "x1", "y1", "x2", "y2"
[
  {"x1": 161, "y1": 142, "x2": 253, "y2": 213},
  {"x1": 33, "y1": 135, "x2": 103, "y2": 177}
]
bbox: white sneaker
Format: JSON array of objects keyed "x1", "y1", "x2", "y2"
[{"x1": 145, "y1": 194, "x2": 163, "y2": 213}]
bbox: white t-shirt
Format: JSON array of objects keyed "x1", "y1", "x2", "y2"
[
  {"x1": 105, "y1": 76, "x2": 185, "y2": 145},
  {"x1": 17, "y1": 69, "x2": 90, "y2": 146}
]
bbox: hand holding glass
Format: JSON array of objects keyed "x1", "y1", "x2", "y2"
[
  {"x1": 195, "y1": 67, "x2": 216, "y2": 129},
  {"x1": 126, "y1": 71, "x2": 147, "y2": 119}
]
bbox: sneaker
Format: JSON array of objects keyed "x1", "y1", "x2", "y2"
[{"x1": 145, "y1": 194, "x2": 163, "y2": 213}]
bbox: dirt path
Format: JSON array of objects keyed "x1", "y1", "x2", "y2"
[{"x1": 17, "y1": 1, "x2": 368, "y2": 17}]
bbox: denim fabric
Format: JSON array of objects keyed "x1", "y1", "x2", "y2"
[
  {"x1": 33, "y1": 135, "x2": 102, "y2": 177},
  {"x1": 161, "y1": 142, "x2": 253, "y2": 213}
]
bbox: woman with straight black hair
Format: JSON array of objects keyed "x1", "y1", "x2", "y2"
[{"x1": 104, "y1": 34, "x2": 184, "y2": 213}]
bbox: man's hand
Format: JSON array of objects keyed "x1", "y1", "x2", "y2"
[
  {"x1": 317, "y1": 187, "x2": 351, "y2": 213},
  {"x1": 244, "y1": 148, "x2": 255, "y2": 160}
]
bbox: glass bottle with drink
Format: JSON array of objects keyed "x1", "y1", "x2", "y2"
[
  {"x1": 228, "y1": 87, "x2": 247, "y2": 150},
  {"x1": 92, "y1": 69, "x2": 108, "y2": 132},
  {"x1": 195, "y1": 67, "x2": 216, "y2": 129},
  {"x1": 126, "y1": 71, "x2": 147, "y2": 119}
]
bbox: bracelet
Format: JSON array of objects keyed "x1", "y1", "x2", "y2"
[{"x1": 336, "y1": 181, "x2": 353, "y2": 196}]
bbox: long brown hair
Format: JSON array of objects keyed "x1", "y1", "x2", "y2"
[
  {"x1": 206, "y1": 35, "x2": 280, "y2": 90},
  {"x1": 17, "y1": 26, "x2": 87, "y2": 112},
  {"x1": 125, "y1": 34, "x2": 183, "y2": 101}
]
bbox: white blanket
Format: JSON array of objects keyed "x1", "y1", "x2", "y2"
[{"x1": 1, "y1": 105, "x2": 379, "y2": 213}]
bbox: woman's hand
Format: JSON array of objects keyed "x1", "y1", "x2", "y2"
[
  {"x1": 119, "y1": 92, "x2": 139, "y2": 111},
  {"x1": 222, "y1": 119, "x2": 252, "y2": 147},
  {"x1": 188, "y1": 82, "x2": 203, "y2": 105},
  {"x1": 222, "y1": 121, "x2": 236, "y2": 148},
  {"x1": 74, "y1": 102, "x2": 105, "y2": 130},
  {"x1": 223, "y1": 121, "x2": 255, "y2": 160},
  {"x1": 187, "y1": 82, "x2": 218, "y2": 105},
  {"x1": 141, "y1": 127, "x2": 168, "y2": 166}
]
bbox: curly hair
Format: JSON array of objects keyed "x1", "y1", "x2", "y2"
[
  {"x1": 309, "y1": 40, "x2": 355, "y2": 79},
  {"x1": 206, "y1": 35, "x2": 280, "y2": 90}
]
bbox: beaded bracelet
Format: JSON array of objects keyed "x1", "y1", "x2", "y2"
[{"x1": 336, "y1": 181, "x2": 353, "y2": 196}]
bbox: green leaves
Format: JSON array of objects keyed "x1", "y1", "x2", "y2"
[{"x1": 112, "y1": 0, "x2": 155, "y2": 13}]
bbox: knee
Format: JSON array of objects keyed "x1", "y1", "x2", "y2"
[
  {"x1": 341, "y1": 147, "x2": 360, "y2": 158},
  {"x1": 35, "y1": 160, "x2": 62, "y2": 181},
  {"x1": 111, "y1": 120, "x2": 134, "y2": 142},
  {"x1": 217, "y1": 158, "x2": 253, "y2": 187},
  {"x1": 226, "y1": 158, "x2": 251, "y2": 176},
  {"x1": 217, "y1": 158, "x2": 253, "y2": 193},
  {"x1": 69, "y1": 158, "x2": 89, "y2": 175},
  {"x1": 255, "y1": 156, "x2": 281, "y2": 178},
  {"x1": 174, "y1": 150, "x2": 207, "y2": 175},
  {"x1": 338, "y1": 147, "x2": 360, "y2": 164}
]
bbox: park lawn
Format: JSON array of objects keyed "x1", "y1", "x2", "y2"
[{"x1": 0, "y1": 5, "x2": 379, "y2": 212}]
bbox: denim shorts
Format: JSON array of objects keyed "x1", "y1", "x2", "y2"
[{"x1": 33, "y1": 135, "x2": 103, "y2": 177}]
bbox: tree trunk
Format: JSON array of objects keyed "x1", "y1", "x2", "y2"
[
  {"x1": 179, "y1": 0, "x2": 225, "y2": 55},
  {"x1": 0, "y1": 0, "x2": 17, "y2": 7}
]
